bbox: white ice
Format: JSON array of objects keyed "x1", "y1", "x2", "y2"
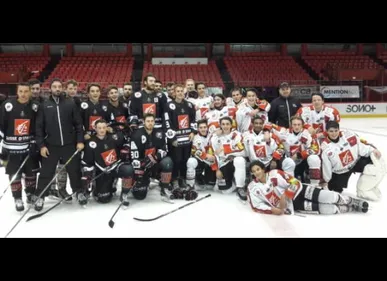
[{"x1": 0, "y1": 118, "x2": 386, "y2": 238}]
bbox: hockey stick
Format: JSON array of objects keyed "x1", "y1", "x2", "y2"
[
  {"x1": 4, "y1": 149, "x2": 80, "y2": 238},
  {"x1": 25, "y1": 169, "x2": 110, "y2": 222},
  {"x1": 0, "y1": 155, "x2": 30, "y2": 202},
  {"x1": 133, "y1": 193, "x2": 211, "y2": 222}
]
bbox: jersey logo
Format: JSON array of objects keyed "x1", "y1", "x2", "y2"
[
  {"x1": 254, "y1": 145, "x2": 267, "y2": 158},
  {"x1": 339, "y1": 150, "x2": 354, "y2": 166},
  {"x1": 145, "y1": 148, "x2": 156, "y2": 156},
  {"x1": 228, "y1": 107, "x2": 237, "y2": 118},
  {"x1": 200, "y1": 107, "x2": 209, "y2": 118},
  {"x1": 14, "y1": 119, "x2": 30, "y2": 136},
  {"x1": 289, "y1": 145, "x2": 301, "y2": 156},
  {"x1": 101, "y1": 149, "x2": 118, "y2": 166},
  {"x1": 115, "y1": 116, "x2": 126, "y2": 123},
  {"x1": 143, "y1": 103, "x2": 156, "y2": 115},
  {"x1": 89, "y1": 116, "x2": 102, "y2": 130},
  {"x1": 5, "y1": 102, "x2": 13, "y2": 112},
  {"x1": 347, "y1": 136, "x2": 357, "y2": 146},
  {"x1": 178, "y1": 115, "x2": 189, "y2": 129}
]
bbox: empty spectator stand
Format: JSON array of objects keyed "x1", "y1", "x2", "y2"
[
  {"x1": 42, "y1": 53, "x2": 134, "y2": 95},
  {"x1": 224, "y1": 52, "x2": 315, "y2": 87},
  {"x1": 302, "y1": 51, "x2": 383, "y2": 81},
  {"x1": 0, "y1": 53, "x2": 50, "y2": 80},
  {"x1": 142, "y1": 60, "x2": 225, "y2": 89}
]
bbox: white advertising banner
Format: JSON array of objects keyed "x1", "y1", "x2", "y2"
[
  {"x1": 320, "y1": 85, "x2": 360, "y2": 98},
  {"x1": 301, "y1": 102, "x2": 387, "y2": 117}
]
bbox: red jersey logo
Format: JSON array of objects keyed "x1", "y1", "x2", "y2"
[
  {"x1": 14, "y1": 119, "x2": 30, "y2": 136},
  {"x1": 143, "y1": 104, "x2": 156, "y2": 115},
  {"x1": 200, "y1": 107, "x2": 209, "y2": 118},
  {"x1": 289, "y1": 145, "x2": 301, "y2": 156},
  {"x1": 115, "y1": 116, "x2": 126, "y2": 123},
  {"x1": 254, "y1": 145, "x2": 267, "y2": 158},
  {"x1": 178, "y1": 115, "x2": 189, "y2": 129},
  {"x1": 89, "y1": 116, "x2": 102, "y2": 130},
  {"x1": 145, "y1": 148, "x2": 156, "y2": 156},
  {"x1": 339, "y1": 150, "x2": 354, "y2": 166},
  {"x1": 100, "y1": 149, "x2": 118, "y2": 166}
]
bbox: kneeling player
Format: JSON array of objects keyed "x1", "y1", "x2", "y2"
[
  {"x1": 210, "y1": 116, "x2": 246, "y2": 194},
  {"x1": 247, "y1": 161, "x2": 369, "y2": 215},
  {"x1": 321, "y1": 121, "x2": 385, "y2": 201},
  {"x1": 186, "y1": 119, "x2": 217, "y2": 190},
  {"x1": 81, "y1": 119, "x2": 129, "y2": 205},
  {"x1": 128, "y1": 114, "x2": 197, "y2": 203}
]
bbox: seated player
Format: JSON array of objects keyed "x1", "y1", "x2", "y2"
[
  {"x1": 81, "y1": 119, "x2": 131, "y2": 206},
  {"x1": 186, "y1": 119, "x2": 217, "y2": 191},
  {"x1": 321, "y1": 121, "x2": 385, "y2": 201},
  {"x1": 247, "y1": 160, "x2": 369, "y2": 215},
  {"x1": 209, "y1": 116, "x2": 246, "y2": 194},
  {"x1": 266, "y1": 116, "x2": 321, "y2": 186}
]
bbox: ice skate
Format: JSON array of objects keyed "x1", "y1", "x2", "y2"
[
  {"x1": 120, "y1": 192, "x2": 130, "y2": 210},
  {"x1": 161, "y1": 186, "x2": 174, "y2": 204},
  {"x1": 76, "y1": 192, "x2": 88, "y2": 208},
  {"x1": 14, "y1": 198, "x2": 24, "y2": 212},
  {"x1": 34, "y1": 197, "x2": 44, "y2": 212}
]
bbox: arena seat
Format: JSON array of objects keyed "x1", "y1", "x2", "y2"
[
  {"x1": 42, "y1": 53, "x2": 134, "y2": 95},
  {"x1": 0, "y1": 53, "x2": 50, "y2": 79},
  {"x1": 224, "y1": 52, "x2": 315, "y2": 87},
  {"x1": 142, "y1": 60, "x2": 225, "y2": 89},
  {"x1": 377, "y1": 51, "x2": 387, "y2": 63},
  {"x1": 302, "y1": 51, "x2": 383, "y2": 80}
]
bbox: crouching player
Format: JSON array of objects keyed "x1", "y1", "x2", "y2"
[
  {"x1": 128, "y1": 114, "x2": 194, "y2": 203},
  {"x1": 321, "y1": 121, "x2": 385, "y2": 201},
  {"x1": 210, "y1": 116, "x2": 246, "y2": 194},
  {"x1": 81, "y1": 119, "x2": 131, "y2": 206},
  {"x1": 267, "y1": 116, "x2": 321, "y2": 186},
  {"x1": 247, "y1": 161, "x2": 369, "y2": 215},
  {"x1": 186, "y1": 119, "x2": 217, "y2": 191}
]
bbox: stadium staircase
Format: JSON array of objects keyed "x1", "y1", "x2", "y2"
[
  {"x1": 294, "y1": 57, "x2": 320, "y2": 81},
  {"x1": 37, "y1": 55, "x2": 62, "y2": 82},
  {"x1": 215, "y1": 58, "x2": 234, "y2": 92},
  {"x1": 131, "y1": 57, "x2": 144, "y2": 89}
]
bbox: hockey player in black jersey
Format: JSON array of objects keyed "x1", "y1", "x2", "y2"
[
  {"x1": 128, "y1": 74, "x2": 168, "y2": 129},
  {"x1": 119, "y1": 82, "x2": 133, "y2": 106},
  {"x1": 0, "y1": 83, "x2": 40, "y2": 211},
  {"x1": 105, "y1": 85, "x2": 129, "y2": 125},
  {"x1": 80, "y1": 83, "x2": 110, "y2": 140},
  {"x1": 80, "y1": 119, "x2": 131, "y2": 205},
  {"x1": 127, "y1": 113, "x2": 175, "y2": 203},
  {"x1": 164, "y1": 84, "x2": 198, "y2": 200}
]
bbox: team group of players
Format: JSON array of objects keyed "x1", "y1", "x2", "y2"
[{"x1": 0, "y1": 75, "x2": 385, "y2": 217}]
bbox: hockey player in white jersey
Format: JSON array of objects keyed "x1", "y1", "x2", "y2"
[
  {"x1": 186, "y1": 119, "x2": 217, "y2": 190},
  {"x1": 266, "y1": 116, "x2": 321, "y2": 186},
  {"x1": 204, "y1": 94, "x2": 237, "y2": 134},
  {"x1": 321, "y1": 121, "x2": 385, "y2": 201},
  {"x1": 236, "y1": 88, "x2": 271, "y2": 133},
  {"x1": 226, "y1": 87, "x2": 246, "y2": 108},
  {"x1": 209, "y1": 116, "x2": 246, "y2": 194},
  {"x1": 247, "y1": 160, "x2": 369, "y2": 215},
  {"x1": 186, "y1": 82, "x2": 214, "y2": 121},
  {"x1": 296, "y1": 93, "x2": 340, "y2": 141}
]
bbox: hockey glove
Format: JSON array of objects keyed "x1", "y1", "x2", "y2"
[
  {"x1": 184, "y1": 188, "x2": 198, "y2": 201},
  {"x1": 172, "y1": 188, "x2": 185, "y2": 199},
  {"x1": 142, "y1": 154, "x2": 158, "y2": 170}
]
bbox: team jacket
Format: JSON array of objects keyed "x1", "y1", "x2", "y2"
[
  {"x1": 118, "y1": 95, "x2": 130, "y2": 108},
  {"x1": 82, "y1": 132, "x2": 125, "y2": 172},
  {"x1": 191, "y1": 133, "x2": 214, "y2": 166},
  {"x1": 296, "y1": 105, "x2": 341, "y2": 132},
  {"x1": 35, "y1": 95, "x2": 84, "y2": 148},
  {"x1": 204, "y1": 105, "x2": 238, "y2": 134},
  {"x1": 129, "y1": 90, "x2": 168, "y2": 129},
  {"x1": 268, "y1": 96, "x2": 302, "y2": 128},
  {"x1": 243, "y1": 129, "x2": 283, "y2": 167},
  {"x1": 164, "y1": 100, "x2": 197, "y2": 147},
  {"x1": 321, "y1": 130, "x2": 375, "y2": 182},
  {"x1": 130, "y1": 127, "x2": 168, "y2": 170},
  {"x1": 105, "y1": 101, "x2": 129, "y2": 124},
  {"x1": 80, "y1": 100, "x2": 110, "y2": 135},
  {"x1": 209, "y1": 130, "x2": 245, "y2": 169},
  {"x1": 236, "y1": 100, "x2": 271, "y2": 133},
  {"x1": 247, "y1": 169, "x2": 301, "y2": 214},
  {"x1": 0, "y1": 98, "x2": 39, "y2": 154},
  {"x1": 267, "y1": 123, "x2": 320, "y2": 165}
]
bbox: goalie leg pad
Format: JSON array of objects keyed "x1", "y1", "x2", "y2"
[
  {"x1": 186, "y1": 157, "x2": 198, "y2": 187},
  {"x1": 233, "y1": 156, "x2": 246, "y2": 187},
  {"x1": 356, "y1": 154, "x2": 385, "y2": 201}
]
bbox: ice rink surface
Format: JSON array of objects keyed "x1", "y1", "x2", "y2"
[{"x1": 0, "y1": 118, "x2": 386, "y2": 238}]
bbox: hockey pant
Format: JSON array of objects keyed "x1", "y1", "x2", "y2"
[
  {"x1": 328, "y1": 156, "x2": 373, "y2": 194},
  {"x1": 169, "y1": 144, "x2": 191, "y2": 181},
  {"x1": 130, "y1": 156, "x2": 174, "y2": 200},
  {"x1": 186, "y1": 157, "x2": 216, "y2": 187},
  {"x1": 217, "y1": 156, "x2": 246, "y2": 191},
  {"x1": 6, "y1": 153, "x2": 39, "y2": 199},
  {"x1": 36, "y1": 144, "x2": 82, "y2": 198},
  {"x1": 293, "y1": 184, "x2": 363, "y2": 214}
]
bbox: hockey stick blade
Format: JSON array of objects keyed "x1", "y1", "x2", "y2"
[
  {"x1": 108, "y1": 202, "x2": 124, "y2": 229},
  {"x1": 133, "y1": 193, "x2": 211, "y2": 222},
  {"x1": 26, "y1": 194, "x2": 74, "y2": 222}
]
